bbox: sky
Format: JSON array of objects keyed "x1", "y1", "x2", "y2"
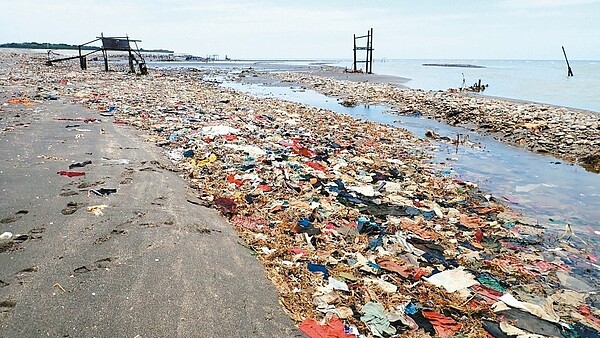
[{"x1": 1, "y1": 0, "x2": 599, "y2": 60}]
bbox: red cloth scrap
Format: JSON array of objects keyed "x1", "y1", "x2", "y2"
[
  {"x1": 299, "y1": 316, "x2": 356, "y2": 338},
  {"x1": 57, "y1": 171, "x2": 85, "y2": 177},
  {"x1": 306, "y1": 161, "x2": 327, "y2": 172},
  {"x1": 422, "y1": 310, "x2": 462, "y2": 338}
]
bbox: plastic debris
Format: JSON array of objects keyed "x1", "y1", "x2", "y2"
[
  {"x1": 201, "y1": 125, "x2": 239, "y2": 136},
  {"x1": 57, "y1": 170, "x2": 86, "y2": 177},
  {"x1": 89, "y1": 188, "x2": 117, "y2": 197},
  {"x1": 87, "y1": 205, "x2": 108, "y2": 216},
  {"x1": 360, "y1": 302, "x2": 396, "y2": 337},
  {"x1": 193, "y1": 153, "x2": 217, "y2": 167},
  {"x1": 327, "y1": 277, "x2": 349, "y2": 292},
  {"x1": 494, "y1": 293, "x2": 559, "y2": 323},
  {"x1": 307, "y1": 263, "x2": 329, "y2": 279},
  {"x1": 100, "y1": 158, "x2": 130, "y2": 165},
  {"x1": 0, "y1": 232, "x2": 13, "y2": 240},
  {"x1": 68, "y1": 160, "x2": 92, "y2": 169},
  {"x1": 423, "y1": 267, "x2": 479, "y2": 293}
]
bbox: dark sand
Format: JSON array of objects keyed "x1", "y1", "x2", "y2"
[{"x1": 0, "y1": 92, "x2": 302, "y2": 337}]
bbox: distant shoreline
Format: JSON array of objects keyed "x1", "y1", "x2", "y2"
[
  {"x1": 422, "y1": 63, "x2": 486, "y2": 68},
  {"x1": 0, "y1": 42, "x2": 173, "y2": 54}
]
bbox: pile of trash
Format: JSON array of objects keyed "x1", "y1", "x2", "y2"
[
  {"x1": 2, "y1": 52, "x2": 599, "y2": 337},
  {"x1": 265, "y1": 71, "x2": 600, "y2": 173}
]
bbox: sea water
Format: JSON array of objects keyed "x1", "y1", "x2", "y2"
[{"x1": 328, "y1": 59, "x2": 600, "y2": 113}]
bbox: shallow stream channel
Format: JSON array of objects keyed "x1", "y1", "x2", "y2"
[{"x1": 216, "y1": 78, "x2": 600, "y2": 249}]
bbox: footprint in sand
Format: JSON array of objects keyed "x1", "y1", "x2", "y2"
[
  {"x1": 73, "y1": 266, "x2": 92, "y2": 276},
  {"x1": 151, "y1": 196, "x2": 166, "y2": 206},
  {"x1": 94, "y1": 228, "x2": 127, "y2": 245},
  {"x1": 13, "y1": 266, "x2": 38, "y2": 285},
  {"x1": 0, "y1": 300, "x2": 16, "y2": 313},
  {"x1": 119, "y1": 177, "x2": 133, "y2": 185},
  {"x1": 94, "y1": 257, "x2": 116, "y2": 269},
  {"x1": 119, "y1": 167, "x2": 135, "y2": 185},
  {"x1": 138, "y1": 160, "x2": 163, "y2": 172},
  {"x1": 72, "y1": 257, "x2": 117, "y2": 275},
  {"x1": 0, "y1": 210, "x2": 29, "y2": 224},
  {"x1": 0, "y1": 229, "x2": 42, "y2": 253},
  {"x1": 77, "y1": 181, "x2": 104, "y2": 189},
  {"x1": 28, "y1": 227, "x2": 45, "y2": 240},
  {"x1": 61, "y1": 202, "x2": 83, "y2": 215},
  {"x1": 0, "y1": 240, "x2": 14, "y2": 253},
  {"x1": 59, "y1": 189, "x2": 79, "y2": 197}
]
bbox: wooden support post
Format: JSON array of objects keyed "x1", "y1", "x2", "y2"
[
  {"x1": 103, "y1": 49, "x2": 109, "y2": 72},
  {"x1": 368, "y1": 28, "x2": 373, "y2": 74},
  {"x1": 128, "y1": 50, "x2": 135, "y2": 73},
  {"x1": 352, "y1": 28, "x2": 374, "y2": 73},
  {"x1": 127, "y1": 36, "x2": 135, "y2": 73},
  {"x1": 365, "y1": 31, "x2": 370, "y2": 74},
  {"x1": 353, "y1": 34, "x2": 357, "y2": 72},
  {"x1": 78, "y1": 46, "x2": 83, "y2": 70},
  {"x1": 562, "y1": 46, "x2": 574, "y2": 77},
  {"x1": 100, "y1": 32, "x2": 108, "y2": 72}
]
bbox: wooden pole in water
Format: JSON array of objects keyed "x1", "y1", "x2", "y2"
[{"x1": 562, "y1": 46, "x2": 573, "y2": 77}]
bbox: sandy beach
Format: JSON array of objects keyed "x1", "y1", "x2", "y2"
[{"x1": 1, "y1": 51, "x2": 599, "y2": 337}]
